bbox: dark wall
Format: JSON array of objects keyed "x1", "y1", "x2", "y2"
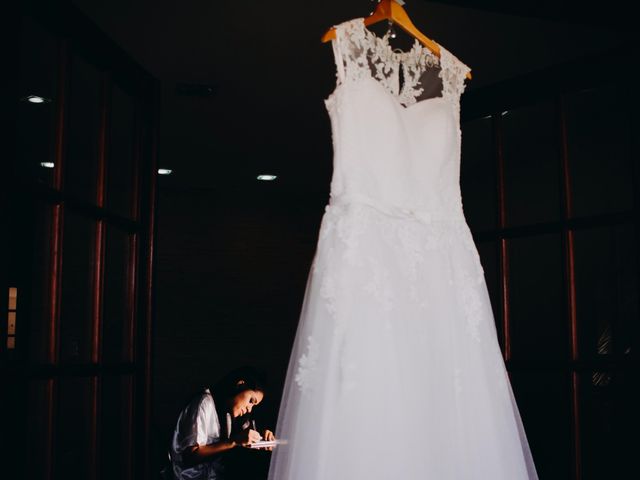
[{"x1": 153, "y1": 185, "x2": 326, "y2": 459}]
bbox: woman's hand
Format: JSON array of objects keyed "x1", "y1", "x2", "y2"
[
  {"x1": 259, "y1": 429, "x2": 276, "y2": 451},
  {"x1": 231, "y1": 428, "x2": 262, "y2": 447}
]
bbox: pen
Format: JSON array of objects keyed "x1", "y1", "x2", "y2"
[{"x1": 250, "y1": 419, "x2": 262, "y2": 440}]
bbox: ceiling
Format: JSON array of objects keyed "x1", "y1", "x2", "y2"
[{"x1": 69, "y1": 0, "x2": 631, "y2": 194}]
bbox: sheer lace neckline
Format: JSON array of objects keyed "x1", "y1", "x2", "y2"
[
  {"x1": 334, "y1": 18, "x2": 442, "y2": 107},
  {"x1": 355, "y1": 17, "x2": 440, "y2": 68},
  {"x1": 331, "y1": 17, "x2": 470, "y2": 111}
]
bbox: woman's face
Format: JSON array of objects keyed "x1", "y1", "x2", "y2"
[{"x1": 229, "y1": 389, "x2": 264, "y2": 418}]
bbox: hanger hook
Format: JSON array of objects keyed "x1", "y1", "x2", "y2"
[{"x1": 386, "y1": 19, "x2": 397, "y2": 39}]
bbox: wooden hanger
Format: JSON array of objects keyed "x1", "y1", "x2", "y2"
[{"x1": 322, "y1": 0, "x2": 472, "y2": 80}]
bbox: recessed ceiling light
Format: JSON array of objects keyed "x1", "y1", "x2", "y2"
[
  {"x1": 23, "y1": 95, "x2": 51, "y2": 104},
  {"x1": 257, "y1": 174, "x2": 277, "y2": 181},
  {"x1": 158, "y1": 169, "x2": 173, "y2": 175},
  {"x1": 40, "y1": 162, "x2": 55, "y2": 168}
]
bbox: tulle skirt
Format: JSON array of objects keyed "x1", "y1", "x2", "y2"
[{"x1": 268, "y1": 201, "x2": 538, "y2": 479}]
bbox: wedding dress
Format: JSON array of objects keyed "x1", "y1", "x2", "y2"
[{"x1": 268, "y1": 18, "x2": 538, "y2": 479}]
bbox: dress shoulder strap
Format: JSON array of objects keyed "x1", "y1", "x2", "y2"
[
  {"x1": 439, "y1": 47, "x2": 470, "y2": 102},
  {"x1": 330, "y1": 18, "x2": 372, "y2": 85},
  {"x1": 438, "y1": 46, "x2": 471, "y2": 120},
  {"x1": 331, "y1": 24, "x2": 346, "y2": 83}
]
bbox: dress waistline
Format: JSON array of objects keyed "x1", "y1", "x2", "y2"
[{"x1": 328, "y1": 193, "x2": 466, "y2": 225}]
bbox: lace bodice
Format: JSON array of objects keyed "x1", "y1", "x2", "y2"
[
  {"x1": 325, "y1": 18, "x2": 471, "y2": 219},
  {"x1": 329, "y1": 18, "x2": 470, "y2": 113}
]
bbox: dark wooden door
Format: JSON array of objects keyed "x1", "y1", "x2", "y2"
[
  {"x1": 3, "y1": 1, "x2": 158, "y2": 479},
  {"x1": 460, "y1": 51, "x2": 638, "y2": 479}
]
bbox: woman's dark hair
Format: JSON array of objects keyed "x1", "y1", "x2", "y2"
[
  {"x1": 211, "y1": 366, "x2": 268, "y2": 437},
  {"x1": 211, "y1": 365, "x2": 268, "y2": 401}
]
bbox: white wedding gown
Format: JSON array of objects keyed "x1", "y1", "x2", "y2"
[{"x1": 268, "y1": 18, "x2": 538, "y2": 480}]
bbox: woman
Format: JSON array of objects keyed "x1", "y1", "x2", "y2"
[{"x1": 166, "y1": 366, "x2": 275, "y2": 480}]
